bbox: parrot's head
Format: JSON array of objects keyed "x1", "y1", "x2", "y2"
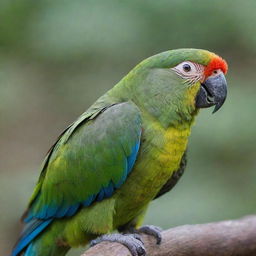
[{"x1": 123, "y1": 48, "x2": 228, "y2": 127}]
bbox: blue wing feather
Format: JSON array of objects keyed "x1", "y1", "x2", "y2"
[
  {"x1": 127, "y1": 141, "x2": 140, "y2": 174},
  {"x1": 102, "y1": 181, "x2": 114, "y2": 198},
  {"x1": 82, "y1": 194, "x2": 96, "y2": 207},
  {"x1": 12, "y1": 219, "x2": 53, "y2": 256}
]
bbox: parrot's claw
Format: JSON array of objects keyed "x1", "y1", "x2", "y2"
[
  {"x1": 90, "y1": 233, "x2": 146, "y2": 256},
  {"x1": 138, "y1": 225, "x2": 162, "y2": 245}
]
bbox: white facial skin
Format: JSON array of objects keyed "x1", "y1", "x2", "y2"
[{"x1": 171, "y1": 61, "x2": 223, "y2": 85}]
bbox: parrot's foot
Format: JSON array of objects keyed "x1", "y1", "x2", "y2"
[
  {"x1": 90, "y1": 233, "x2": 146, "y2": 256},
  {"x1": 138, "y1": 225, "x2": 162, "y2": 245}
]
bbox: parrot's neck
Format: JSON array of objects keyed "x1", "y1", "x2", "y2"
[
  {"x1": 108, "y1": 75, "x2": 200, "y2": 130},
  {"x1": 150, "y1": 84, "x2": 200, "y2": 129}
]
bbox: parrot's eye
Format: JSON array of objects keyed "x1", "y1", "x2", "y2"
[
  {"x1": 183, "y1": 64, "x2": 191, "y2": 72},
  {"x1": 171, "y1": 61, "x2": 205, "y2": 85}
]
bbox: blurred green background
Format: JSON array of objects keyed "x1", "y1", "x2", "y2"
[{"x1": 1, "y1": 0, "x2": 256, "y2": 255}]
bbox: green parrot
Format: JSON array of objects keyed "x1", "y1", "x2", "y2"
[{"x1": 11, "y1": 48, "x2": 228, "y2": 256}]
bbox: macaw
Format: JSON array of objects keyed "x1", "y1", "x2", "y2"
[{"x1": 11, "y1": 48, "x2": 228, "y2": 256}]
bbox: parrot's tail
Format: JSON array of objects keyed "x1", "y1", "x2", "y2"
[{"x1": 11, "y1": 218, "x2": 53, "y2": 256}]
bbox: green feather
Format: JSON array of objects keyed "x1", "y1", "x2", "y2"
[
  {"x1": 13, "y1": 49, "x2": 222, "y2": 256},
  {"x1": 26, "y1": 101, "x2": 141, "y2": 220}
]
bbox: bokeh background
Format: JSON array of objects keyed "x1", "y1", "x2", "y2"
[{"x1": 1, "y1": 0, "x2": 256, "y2": 255}]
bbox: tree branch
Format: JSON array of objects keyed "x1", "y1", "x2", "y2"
[{"x1": 82, "y1": 215, "x2": 256, "y2": 256}]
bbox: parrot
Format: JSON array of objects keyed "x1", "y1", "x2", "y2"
[{"x1": 11, "y1": 48, "x2": 228, "y2": 256}]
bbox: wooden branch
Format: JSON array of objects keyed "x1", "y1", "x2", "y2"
[{"x1": 82, "y1": 215, "x2": 256, "y2": 256}]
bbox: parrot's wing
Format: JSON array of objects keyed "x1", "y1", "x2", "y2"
[{"x1": 25, "y1": 101, "x2": 142, "y2": 221}]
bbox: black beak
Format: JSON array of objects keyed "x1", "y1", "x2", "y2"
[{"x1": 195, "y1": 72, "x2": 227, "y2": 113}]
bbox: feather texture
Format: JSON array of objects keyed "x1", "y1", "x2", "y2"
[
  {"x1": 14, "y1": 102, "x2": 141, "y2": 255},
  {"x1": 12, "y1": 219, "x2": 53, "y2": 256}
]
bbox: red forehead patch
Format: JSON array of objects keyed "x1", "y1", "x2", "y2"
[{"x1": 204, "y1": 56, "x2": 228, "y2": 78}]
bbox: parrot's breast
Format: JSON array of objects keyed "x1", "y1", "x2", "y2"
[{"x1": 113, "y1": 119, "x2": 192, "y2": 227}]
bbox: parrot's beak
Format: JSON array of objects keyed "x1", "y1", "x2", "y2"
[{"x1": 195, "y1": 72, "x2": 227, "y2": 113}]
